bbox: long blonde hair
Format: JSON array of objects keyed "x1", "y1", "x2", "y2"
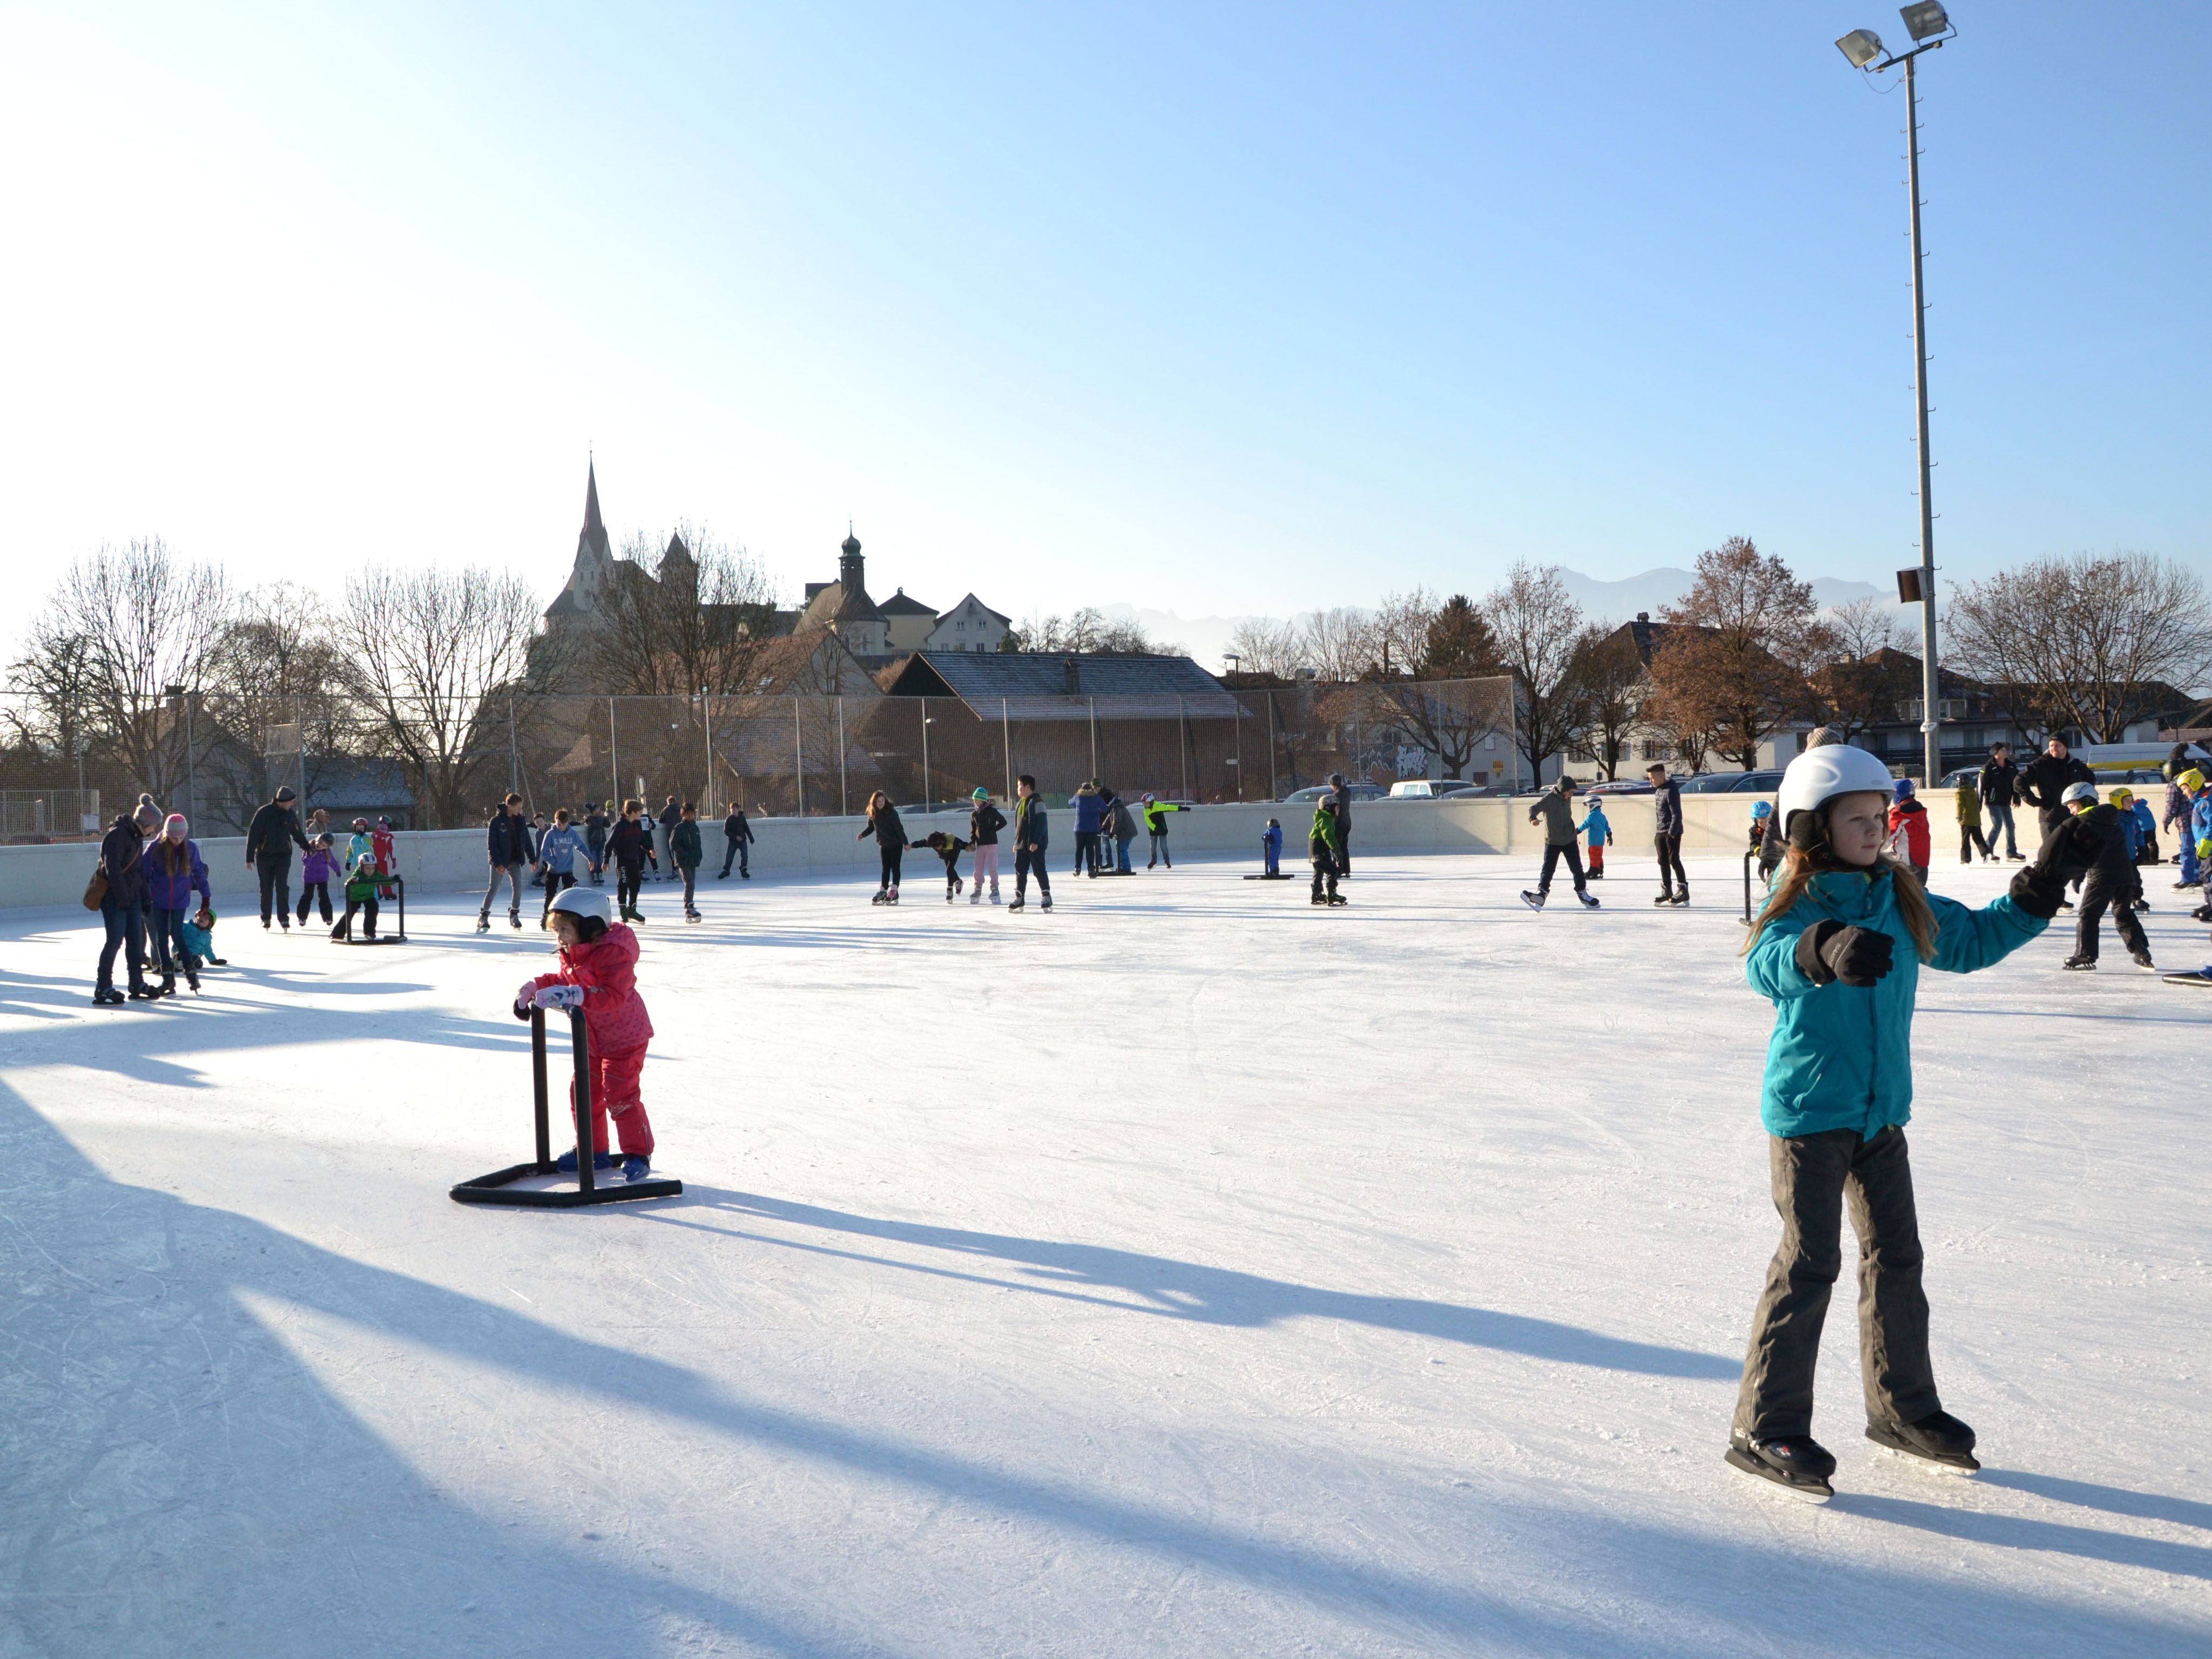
[{"x1": 1744, "y1": 842, "x2": 1939, "y2": 963}]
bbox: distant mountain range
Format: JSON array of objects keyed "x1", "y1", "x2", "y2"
[{"x1": 1104, "y1": 569, "x2": 1889, "y2": 673}]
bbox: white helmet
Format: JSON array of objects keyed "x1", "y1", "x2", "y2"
[
  {"x1": 2060, "y1": 780, "x2": 2099, "y2": 808},
  {"x1": 1776, "y1": 744, "x2": 1896, "y2": 842},
  {"x1": 548, "y1": 887, "x2": 616, "y2": 927}
]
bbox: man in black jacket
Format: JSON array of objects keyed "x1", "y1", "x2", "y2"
[
  {"x1": 477, "y1": 794, "x2": 529, "y2": 932},
  {"x1": 656, "y1": 797, "x2": 682, "y2": 882},
  {"x1": 718, "y1": 803, "x2": 755, "y2": 879},
  {"x1": 1646, "y1": 764, "x2": 1689, "y2": 905},
  {"x1": 244, "y1": 786, "x2": 311, "y2": 929},
  {"x1": 2019, "y1": 737, "x2": 2094, "y2": 845},
  {"x1": 94, "y1": 808, "x2": 156, "y2": 1001},
  {"x1": 1978, "y1": 743, "x2": 2024, "y2": 860}
]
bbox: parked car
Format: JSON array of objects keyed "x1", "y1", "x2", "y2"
[
  {"x1": 1676, "y1": 773, "x2": 1746, "y2": 794},
  {"x1": 1280, "y1": 784, "x2": 1388, "y2": 805},
  {"x1": 1582, "y1": 780, "x2": 1655, "y2": 797},
  {"x1": 1386, "y1": 779, "x2": 1488, "y2": 799}
]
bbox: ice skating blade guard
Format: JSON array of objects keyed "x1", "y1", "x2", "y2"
[{"x1": 450, "y1": 1006, "x2": 682, "y2": 1208}]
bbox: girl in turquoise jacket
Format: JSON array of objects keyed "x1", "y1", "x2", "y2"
[{"x1": 1725, "y1": 745, "x2": 2085, "y2": 1502}]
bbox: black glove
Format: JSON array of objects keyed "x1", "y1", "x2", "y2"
[
  {"x1": 2009, "y1": 818, "x2": 2097, "y2": 918},
  {"x1": 1795, "y1": 920, "x2": 1894, "y2": 987}
]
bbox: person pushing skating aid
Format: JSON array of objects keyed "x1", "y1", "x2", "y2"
[
  {"x1": 1726, "y1": 744, "x2": 2090, "y2": 1501},
  {"x1": 513, "y1": 887, "x2": 659, "y2": 1184}
]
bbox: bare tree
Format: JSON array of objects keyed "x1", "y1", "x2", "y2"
[
  {"x1": 336, "y1": 565, "x2": 541, "y2": 828},
  {"x1": 1566, "y1": 622, "x2": 1644, "y2": 780},
  {"x1": 1225, "y1": 616, "x2": 1304, "y2": 679},
  {"x1": 1009, "y1": 608, "x2": 1181, "y2": 655},
  {"x1": 1946, "y1": 552, "x2": 2212, "y2": 744},
  {"x1": 1367, "y1": 676, "x2": 1512, "y2": 780},
  {"x1": 1366, "y1": 589, "x2": 1437, "y2": 679},
  {"x1": 6, "y1": 621, "x2": 100, "y2": 763},
  {"x1": 197, "y1": 584, "x2": 351, "y2": 829},
  {"x1": 1483, "y1": 562, "x2": 1588, "y2": 784},
  {"x1": 30, "y1": 540, "x2": 233, "y2": 807},
  {"x1": 587, "y1": 527, "x2": 779, "y2": 694},
  {"x1": 1299, "y1": 606, "x2": 1378, "y2": 683},
  {"x1": 1812, "y1": 596, "x2": 1916, "y2": 741},
  {"x1": 1647, "y1": 537, "x2": 1820, "y2": 770}
]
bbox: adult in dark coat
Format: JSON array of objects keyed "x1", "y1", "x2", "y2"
[
  {"x1": 477, "y1": 794, "x2": 529, "y2": 929},
  {"x1": 93, "y1": 798, "x2": 163, "y2": 1002},
  {"x1": 243, "y1": 786, "x2": 311, "y2": 929},
  {"x1": 719, "y1": 805, "x2": 756, "y2": 879},
  {"x1": 2018, "y1": 737, "x2": 2094, "y2": 844},
  {"x1": 1646, "y1": 764, "x2": 1689, "y2": 904},
  {"x1": 1327, "y1": 773, "x2": 1354, "y2": 875},
  {"x1": 1978, "y1": 743, "x2": 2024, "y2": 860}
]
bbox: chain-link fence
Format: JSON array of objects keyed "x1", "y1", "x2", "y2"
[
  {"x1": 1, "y1": 678, "x2": 1516, "y2": 828},
  {"x1": 0, "y1": 788, "x2": 102, "y2": 843}
]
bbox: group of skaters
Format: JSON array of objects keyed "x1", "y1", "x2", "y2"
[
  {"x1": 854, "y1": 779, "x2": 1192, "y2": 907},
  {"x1": 86, "y1": 784, "x2": 399, "y2": 1003},
  {"x1": 475, "y1": 795, "x2": 760, "y2": 932},
  {"x1": 1516, "y1": 761, "x2": 1692, "y2": 911}
]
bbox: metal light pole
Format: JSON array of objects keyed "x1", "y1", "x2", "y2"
[{"x1": 1839, "y1": 2, "x2": 1955, "y2": 784}]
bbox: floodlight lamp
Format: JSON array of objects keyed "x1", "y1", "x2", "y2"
[
  {"x1": 1899, "y1": 1, "x2": 1948, "y2": 41},
  {"x1": 1836, "y1": 28, "x2": 1884, "y2": 68}
]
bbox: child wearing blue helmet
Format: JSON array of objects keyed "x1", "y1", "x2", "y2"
[{"x1": 1750, "y1": 798, "x2": 1782, "y2": 882}]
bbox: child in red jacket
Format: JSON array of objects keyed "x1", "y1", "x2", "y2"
[
  {"x1": 515, "y1": 887, "x2": 658, "y2": 1182},
  {"x1": 1887, "y1": 778, "x2": 1932, "y2": 886}
]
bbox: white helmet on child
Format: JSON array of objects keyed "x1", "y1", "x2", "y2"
[
  {"x1": 2060, "y1": 781, "x2": 2099, "y2": 808},
  {"x1": 1776, "y1": 744, "x2": 1897, "y2": 842},
  {"x1": 548, "y1": 887, "x2": 616, "y2": 927}
]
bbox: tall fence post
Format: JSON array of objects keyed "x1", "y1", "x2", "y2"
[
  {"x1": 920, "y1": 696, "x2": 931, "y2": 809},
  {"x1": 1178, "y1": 694, "x2": 1190, "y2": 801},
  {"x1": 608, "y1": 696, "x2": 619, "y2": 807},
  {"x1": 1266, "y1": 693, "x2": 1278, "y2": 800},
  {"x1": 508, "y1": 698, "x2": 520, "y2": 798},
  {"x1": 838, "y1": 696, "x2": 848, "y2": 816},
  {"x1": 1233, "y1": 693, "x2": 1244, "y2": 801},
  {"x1": 1089, "y1": 697, "x2": 1098, "y2": 783},
  {"x1": 702, "y1": 692, "x2": 713, "y2": 810},
  {"x1": 794, "y1": 699, "x2": 806, "y2": 817},
  {"x1": 1002, "y1": 697, "x2": 1011, "y2": 803}
]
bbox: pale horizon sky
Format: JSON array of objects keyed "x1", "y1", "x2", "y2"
[{"x1": 2, "y1": 3, "x2": 2206, "y2": 666}]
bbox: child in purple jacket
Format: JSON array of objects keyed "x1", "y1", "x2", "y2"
[{"x1": 298, "y1": 834, "x2": 340, "y2": 925}]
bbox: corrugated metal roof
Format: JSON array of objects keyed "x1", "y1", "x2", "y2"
[{"x1": 891, "y1": 652, "x2": 1237, "y2": 719}]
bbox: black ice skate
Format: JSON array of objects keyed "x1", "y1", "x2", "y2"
[
  {"x1": 1865, "y1": 1410, "x2": 1979, "y2": 1474},
  {"x1": 1520, "y1": 889, "x2": 1545, "y2": 911},
  {"x1": 1575, "y1": 890, "x2": 1599, "y2": 909},
  {"x1": 2132, "y1": 950, "x2": 2156, "y2": 972},
  {"x1": 2062, "y1": 954, "x2": 2097, "y2": 971},
  {"x1": 1725, "y1": 1432, "x2": 1835, "y2": 1502}
]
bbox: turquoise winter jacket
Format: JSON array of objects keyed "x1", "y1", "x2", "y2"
[{"x1": 1745, "y1": 866, "x2": 2046, "y2": 1140}]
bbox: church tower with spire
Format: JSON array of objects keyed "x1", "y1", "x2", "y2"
[{"x1": 544, "y1": 459, "x2": 617, "y2": 625}]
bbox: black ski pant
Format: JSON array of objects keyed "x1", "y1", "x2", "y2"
[
  {"x1": 149, "y1": 906, "x2": 188, "y2": 978},
  {"x1": 1959, "y1": 820, "x2": 1992, "y2": 861},
  {"x1": 296, "y1": 882, "x2": 333, "y2": 925},
  {"x1": 720, "y1": 833, "x2": 750, "y2": 877},
  {"x1": 541, "y1": 869, "x2": 575, "y2": 923},
  {"x1": 877, "y1": 844, "x2": 902, "y2": 891},
  {"x1": 616, "y1": 859, "x2": 647, "y2": 914},
  {"x1": 2074, "y1": 872, "x2": 2148, "y2": 962},
  {"x1": 1735, "y1": 1124, "x2": 1938, "y2": 1441},
  {"x1": 1073, "y1": 830, "x2": 1100, "y2": 875},
  {"x1": 1653, "y1": 832, "x2": 1688, "y2": 898},
  {"x1": 1310, "y1": 849, "x2": 1340, "y2": 901},
  {"x1": 336, "y1": 893, "x2": 379, "y2": 938},
  {"x1": 1338, "y1": 830, "x2": 1350, "y2": 875},
  {"x1": 1014, "y1": 846, "x2": 1051, "y2": 898},
  {"x1": 1536, "y1": 840, "x2": 1587, "y2": 896},
  {"x1": 255, "y1": 853, "x2": 294, "y2": 925}
]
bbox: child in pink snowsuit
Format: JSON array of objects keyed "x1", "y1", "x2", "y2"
[{"x1": 516, "y1": 909, "x2": 657, "y2": 1174}]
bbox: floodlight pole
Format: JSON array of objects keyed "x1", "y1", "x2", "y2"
[{"x1": 1903, "y1": 48, "x2": 1941, "y2": 786}]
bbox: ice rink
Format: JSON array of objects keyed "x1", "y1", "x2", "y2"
[{"x1": 4, "y1": 849, "x2": 2209, "y2": 1657}]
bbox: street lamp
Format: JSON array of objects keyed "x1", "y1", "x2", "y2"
[{"x1": 1836, "y1": 1, "x2": 1956, "y2": 785}]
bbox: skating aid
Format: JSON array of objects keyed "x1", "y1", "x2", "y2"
[
  {"x1": 334, "y1": 876, "x2": 408, "y2": 945},
  {"x1": 450, "y1": 1006, "x2": 682, "y2": 1208}
]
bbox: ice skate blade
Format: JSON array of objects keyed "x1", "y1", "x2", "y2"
[
  {"x1": 1724, "y1": 1446, "x2": 1831, "y2": 1504},
  {"x1": 1867, "y1": 1439, "x2": 1979, "y2": 1476}
]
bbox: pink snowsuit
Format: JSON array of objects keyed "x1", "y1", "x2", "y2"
[{"x1": 531, "y1": 923, "x2": 656, "y2": 1156}]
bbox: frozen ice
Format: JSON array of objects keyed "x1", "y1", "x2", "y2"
[{"x1": 3, "y1": 853, "x2": 2208, "y2": 1656}]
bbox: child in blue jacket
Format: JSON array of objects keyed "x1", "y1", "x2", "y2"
[
  {"x1": 1262, "y1": 818, "x2": 1283, "y2": 876},
  {"x1": 1580, "y1": 800, "x2": 1613, "y2": 879},
  {"x1": 1727, "y1": 744, "x2": 2086, "y2": 1501}
]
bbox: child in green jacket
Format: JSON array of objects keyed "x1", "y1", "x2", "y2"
[{"x1": 1727, "y1": 744, "x2": 2086, "y2": 1501}]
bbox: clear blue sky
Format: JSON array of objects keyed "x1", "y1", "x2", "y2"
[{"x1": 1, "y1": 2, "x2": 2204, "y2": 646}]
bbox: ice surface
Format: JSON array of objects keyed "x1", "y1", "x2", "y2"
[{"x1": 3, "y1": 854, "x2": 2209, "y2": 1657}]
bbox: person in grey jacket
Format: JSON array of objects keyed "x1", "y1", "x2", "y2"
[
  {"x1": 1520, "y1": 776, "x2": 1597, "y2": 909},
  {"x1": 1327, "y1": 773, "x2": 1354, "y2": 875},
  {"x1": 1647, "y1": 763, "x2": 1689, "y2": 906}
]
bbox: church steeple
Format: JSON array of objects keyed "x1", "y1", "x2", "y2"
[{"x1": 579, "y1": 460, "x2": 610, "y2": 562}]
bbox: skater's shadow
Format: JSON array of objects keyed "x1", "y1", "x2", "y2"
[
  {"x1": 0, "y1": 967, "x2": 87, "y2": 1019},
  {"x1": 1979, "y1": 1469, "x2": 2212, "y2": 1535},
  {"x1": 1835, "y1": 1492, "x2": 2212, "y2": 1581},
  {"x1": 655, "y1": 1189, "x2": 1743, "y2": 1381}
]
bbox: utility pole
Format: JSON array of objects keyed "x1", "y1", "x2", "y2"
[{"x1": 1905, "y1": 50, "x2": 1941, "y2": 786}]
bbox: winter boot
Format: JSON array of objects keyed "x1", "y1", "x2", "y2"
[
  {"x1": 1726, "y1": 1432, "x2": 1836, "y2": 1502},
  {"x1": 1865, "y1": 1410, "x2": 1979, "y2": 1473}
]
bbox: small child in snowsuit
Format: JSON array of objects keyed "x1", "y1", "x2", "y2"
[
  {"x1": 180, "y1": 905, "x2": 225, "y2": 969},
  {"x1": 332, "y1": 838, "x2": 383, "y2": 940},
  {"x1": 1885, "y1": 778, "x2": 1931, "y2": 887},
  {"x1": 967, "y1": 789, "x2": 1006, "y2": 903},
  {"x1": 514, "y1": 890, "x2": 658, "y2": 1183},
  {"x1": 912, "y1": 830, "x2": 970, "y2": 901},
  {"x1": 1728, "y1": 745, "x2": 2079, "y2": 1500},
  {"x1": 1751, "y1": 800, "x2": 1783, "y2": 884},
  {"x1": 2061, "y1": 786, "x2": 2154, "y2": 970},
  {"x1": 297, "y1": 835, "x2": 339, "y2": 925},
  {"x1": 1310, "y1": 799, "x2": 1346, "y2": 905},
  {"x1": 1262, "y1": 818, "x2": 1283, "y2": 876},
  {"x1": 1954, "y1": 775, "x2": 1992, "y2": 862},
  {"x1": 1581, "y1": 800, "x2": 1613, "y2": 879},
  {"x1": 373, "y1": 817, "x2": 397, "y2": 899}
]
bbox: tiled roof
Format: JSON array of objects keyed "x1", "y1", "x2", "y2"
[
  {"x1": 886, "y1": 652, "x2": 1236, "y2": 720},
  {"x1": 878, "y1": 588, "x2": 935, "y2": 616}
]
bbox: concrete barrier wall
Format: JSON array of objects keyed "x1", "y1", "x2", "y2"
[{"x1": 3, "y1": 793, "x2": 2172, "y2": 911}]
